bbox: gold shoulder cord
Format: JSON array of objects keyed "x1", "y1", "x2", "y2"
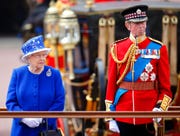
[
  {"x1": 111, "y1": 42, "x2": 138, "y2": 85},
  {"x1": 148, "y1": 37, "x2": 163, "y2": 45}
]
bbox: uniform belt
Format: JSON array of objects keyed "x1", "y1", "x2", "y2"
[{"x1": 119, "y1": 81, "x2": 158, "y2": 90}]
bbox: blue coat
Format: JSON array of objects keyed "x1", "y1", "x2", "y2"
[{"x1": 6, "y1": 65, "x2": 65, "y2": 136}]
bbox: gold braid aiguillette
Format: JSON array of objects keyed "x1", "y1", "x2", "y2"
[{"x1": 111, "y1": 43, "x2": 138, "y2": 85}]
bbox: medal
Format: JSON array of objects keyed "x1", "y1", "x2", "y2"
[{"x1": 141, "y1": 49, "x2": 160, "y2": 59}]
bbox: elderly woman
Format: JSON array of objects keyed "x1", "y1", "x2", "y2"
[{"x1": 6, "y1": 35, "x2": 65, "y2": 136}]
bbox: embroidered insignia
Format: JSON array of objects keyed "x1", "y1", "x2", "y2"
[
  {"x1": 46, "y1": 68, "x2": 52, "y2": 77},
  {"x1": 145, "y1": 63, "x2": 153, "y2": 73},
  {"x1": 150, "y1": 73, "x2": 156, "y2": 81},
  {"x1": 140, "y1": 72, "x2": 149, "y2": 81},
  {"x1": 136, "y1": 9, "x2": 141, "y2": 14}
]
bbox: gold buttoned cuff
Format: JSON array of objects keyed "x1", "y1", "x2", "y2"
[{"x1": 105, "y1": 100, "x2": 113, "y2": 121}]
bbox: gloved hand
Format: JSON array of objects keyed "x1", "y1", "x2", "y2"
[
  {"x1": 152, "y1": 107, "x2": 162, "y2": 123},
  {"x1": 109, "y1": 120, "x2": 120, "y2": 133},
  {"x1": 21, "y1": 118, "x2": 43, "y2": 128}
]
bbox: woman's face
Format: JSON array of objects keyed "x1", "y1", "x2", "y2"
[
  {"x1": 28, "y1": 51, "x2": 48, "y2": 69},
  {"x1": 125, "y1": 21, "x2": 147, "y2": 37}
]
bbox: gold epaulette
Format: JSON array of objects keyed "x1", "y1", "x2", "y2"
[
  {"x1": 110, "y1": 37, "x2": 128, "y2": 48},
  {"x1": 148, "y1": 37, "x2": 163, "y2": 46}
]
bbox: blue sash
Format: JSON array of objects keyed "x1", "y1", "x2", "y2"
[
  {"x1": 124, "y1": 42, "x2": 161, "y2": 81},
  {"x1": 110, "y1": 88, "x2": 127, "y2": 111},
  {"x1": 110, "y1": 41, "x2": 161, "y2": 111}
]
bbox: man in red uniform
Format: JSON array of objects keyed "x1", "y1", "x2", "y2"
[{"x1": 105, "y1": 5, "x2": 172, "y2": 136}]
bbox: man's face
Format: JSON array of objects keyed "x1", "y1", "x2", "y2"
[{"x1": 125, "y1": 21, "x2": 147, "y2": 37}]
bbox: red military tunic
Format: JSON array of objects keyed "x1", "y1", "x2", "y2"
[{"x1": 105, "y1": 35, "x2": 172, "y2": 125}]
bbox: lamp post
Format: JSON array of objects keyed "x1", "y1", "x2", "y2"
[
  {"x1": 44, "y1": 0, "x2": 60, "y2": 69},
  {"x1": 59, "y1": 8, "x2": 80, "y2": 79}
]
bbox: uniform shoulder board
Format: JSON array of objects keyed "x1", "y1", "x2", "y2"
[
  {"x1": 148, "y1": 37, "x2": 163, "y2": 46},
  {"x1": 110, "y1": 37, "x2": 128, "y2": 47}
]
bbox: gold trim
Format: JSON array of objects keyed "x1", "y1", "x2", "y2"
[
  {"x1": 110, "y1": 42, "x2": 138, "y2": 85},
  {"x1": 99, "y1": 17, "x2": 106, "y2": 27},
  {"x1": 171, "y1": 16, "x2": 178, "y2": 25},
  {"x1": 162, "y1": 15, "x2": 170, "y2": 24},
  {"x1": 148, "y1": 37, "x2": 163, "y2": 45}
]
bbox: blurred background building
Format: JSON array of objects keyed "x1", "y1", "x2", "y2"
[{"x1": 0, "y1": 0, "x2": 180, "y2": 136}]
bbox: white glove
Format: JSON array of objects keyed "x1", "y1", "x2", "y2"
[
  {"x1": 21, "y1": 118, "x2": 43, "y2": 128},
  {"x1": 109, "y1": 120, "x2": 120, "y2": 133},
  {"x1": 152, "y1": 107, "x2": 162, "y2": 123}
]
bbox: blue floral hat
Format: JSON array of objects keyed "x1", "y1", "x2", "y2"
[{"x1": 21, "y1": 35, "x2": 51, "y2": 61}]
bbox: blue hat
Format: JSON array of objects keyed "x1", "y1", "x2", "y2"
[
  {"x1": 21, "y1": 35, "x2": 51, "y2": 61},
  {"x1": 121, "y1": 5, "x2": 148, "y2": 22}
]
